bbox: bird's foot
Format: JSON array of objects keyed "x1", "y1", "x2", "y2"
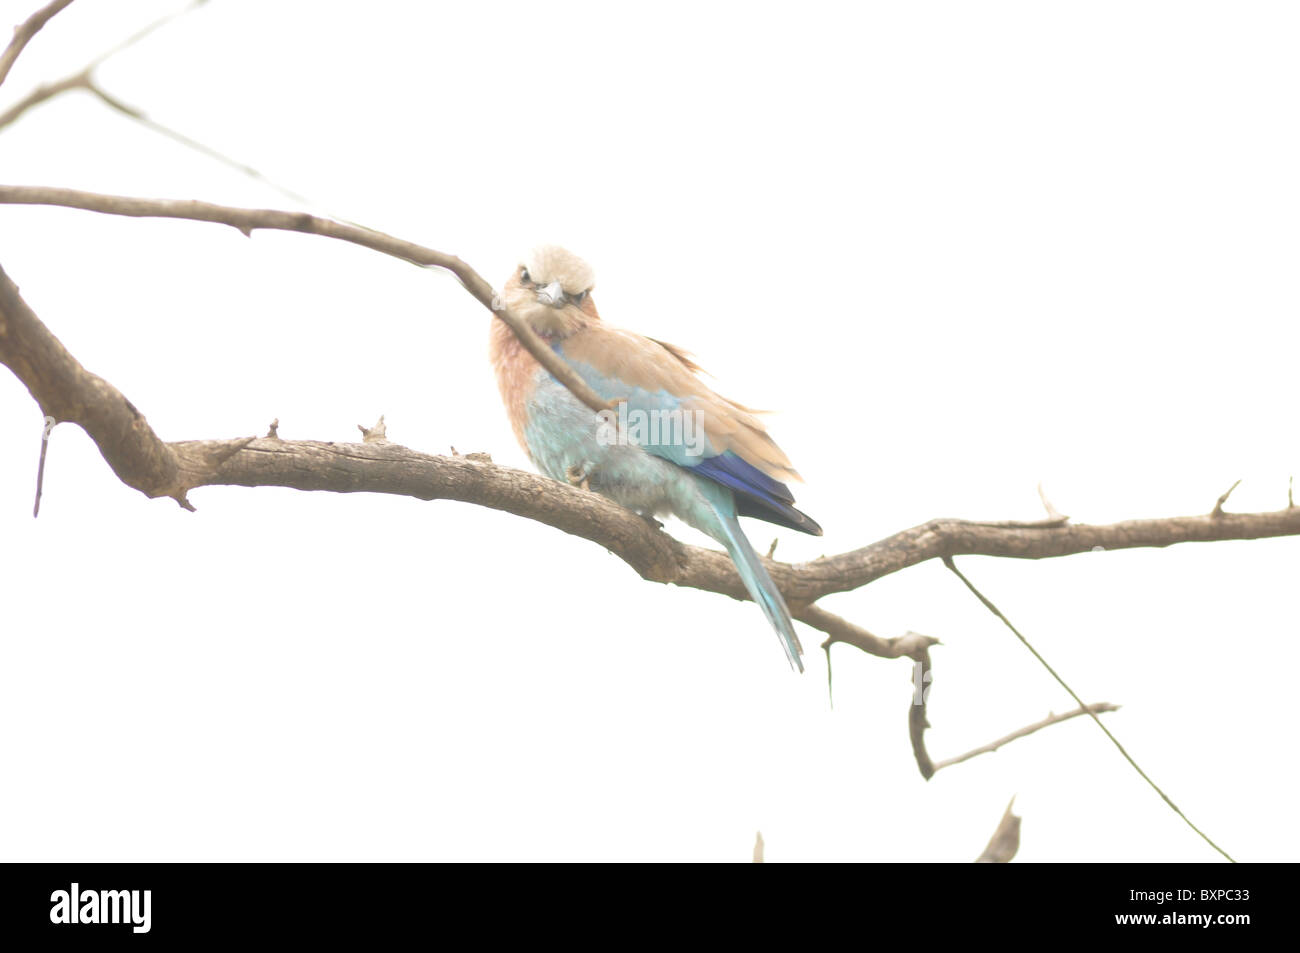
[
  {"x1": 639, "y1": 511, "x2": 664, "y2": 531},
  {"x1": 565, "y1": 464, "x2": 591, "y2": 492}
]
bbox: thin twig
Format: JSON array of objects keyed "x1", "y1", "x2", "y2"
[
  {"x1": 0, "y1": 186, "x2": 612, "y2": 415},
  {"x1": 33, "y1": 416, "x2": 52, "y2": 516},
  {"x1": 0, "y1": 1, "x2": 206, "y2": 134},
  {"x1": 84, "y1": 82, "x2": 321, "y2": 210},
  {"x1": 943, "y1": 556, "x2": 1235, "y2": 862},
  {"x1": 0, "y1": 0, "x2": 75, "y2": 90},
  {"x1": 932, "y1": 703, "x2": 1120, "y2": 773},
  {"x1": 0, "y1": 67, "x2": 87, "y2": 131},
  {"x1": 0, "y1": 2, "x2": 347, "y2": 220},
  {"x1": 81, "y1": 0, "x2": 207, "y2": 74}
]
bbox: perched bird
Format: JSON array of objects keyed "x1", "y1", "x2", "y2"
[{"x1": 490, "y1": 245, "x2": 821, "y2": 671}]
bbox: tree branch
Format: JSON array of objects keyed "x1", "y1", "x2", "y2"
[
  {"x1": 931, "y1": 704, "x2": 1121, "y2": 774},
  {"x1": 0, "y1": 0, "x2": 75, "y2": 90},
  {"x1": 5, "y1": 190, "x2": 1299, "y2": 599},
  {"x1": 791, "y1": 507, "x2": 1300, "y2": 602},
  {"x1": 0, "y1": 185, "x2": 613, "y2": 415},
  {"x1": 0, "y1": 66, "x2": 87, "y2": 131},
  {"x1": 4, "y1": 175, "x2": 1300, "y2": 676},
  {"x1": 0, "y1": 2, "x2": 206, "y2": 132},
  {"x1": 0, "y1": 261, "x2": 193, "y2": 508},
  {"x1": 7, "y1": 248, "x2": 1300, "y2": 659}
]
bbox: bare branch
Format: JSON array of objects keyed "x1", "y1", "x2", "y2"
[
  {"x1": 0, "y1": 185, "x2": 613, "y2": 415},
  {"x1": 944, "y1": 557, "x2": 1234, "y2": 862},
  {"x1": 932, "y1": 704, "x2": 1121, "y2": 774},
  {"x1": 908, "y1": 642, "x2": 938, "y2": 779},
  {"x1": 814, "y1": 611, "x2": 935, "y2": 661},
  {"x1": 0, "y1": 0, "x2": 75, "y2": 90},
  {"x1": 81, "y1": 81, "x2": 320, "y2": 210},
  {"x1": 790, "y1": 507, "x2": 1300, "y2": 605},
  {"x1": 6, "y1": 250, "x2": 1300, "y2": 664},
  {"x1": 0, "y1": 1, "x2": 206, "y2": 131},
  {"x1": 0, "y1": 67, "x2": 88, "y2": 131},
  {"x1": 80, "y1": 0, "x2": 207, "y2": 75},
  {"x1": 0, "y1": 261, "x2": 192, "y2": 508}
]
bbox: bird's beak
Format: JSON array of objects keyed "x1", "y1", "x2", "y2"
[{"x1": 537, "y1": 281, "x2": 566, "y2": 307}]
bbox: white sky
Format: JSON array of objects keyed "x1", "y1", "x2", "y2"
[{"x1": 1, "y1": 0, "x2": 1297, "y2": 862}]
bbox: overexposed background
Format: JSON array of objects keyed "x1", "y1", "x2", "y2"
[{"x1": 1, "y1": 0, "x2": 1296, "y2": 861}]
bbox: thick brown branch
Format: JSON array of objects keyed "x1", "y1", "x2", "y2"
[
  {"x1": 170, "y1": 438, "x2": 688, "y2": 584},
  {"x1": 8, "y1": 249, "x2": 1300, "y2": 653},
  {"x1": 0, "y1": 0, "x2": 75, "y2": 90},
  {"x1": 0, "y1": 185, "x2": 611, "y2": 414},
  {"x1": 780, "y1": 508, "x2": 1300, "y2": 603},
  {"x1": 6, "y1": 222, "x2": 1300, "y2": 663},
  {"x1": 811, "y1": 609, "x2": 936, "y2": 661},
  {"x1": 0, "y1": 262, "x2": 191, "y2": 507}
]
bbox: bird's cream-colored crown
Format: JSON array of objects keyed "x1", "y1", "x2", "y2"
[{"x1": 523, "y1": 245, "x2": 595, "y2": 295}]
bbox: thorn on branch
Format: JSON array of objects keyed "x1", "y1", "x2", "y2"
[
  {"x1": 359, "y1": 415, "x2": 387, "y2": 444},
  {"x1": 1036, "y1": 481, "x2": 1069, "y2": 523},
  {"x1": 1212, "y1": 479, "x2": 1242, "y2": 517},
  {"x1": 211, "y1": 436, "x2": 256, "y2": 465},
  {"x1": 766, "y1": 538, "x2": 778, "y2": 559},
  {"x1": 265, "y1": 418, "x2": 279, "y2": 439}
]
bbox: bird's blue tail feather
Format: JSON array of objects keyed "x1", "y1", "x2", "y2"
[{"x1": 715, "y1": 510, "x2": 804, "y2": 673}]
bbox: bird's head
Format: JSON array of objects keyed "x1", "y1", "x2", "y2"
[{"x1": 501, "y1": 245, "x2": 599, "y2": 335}]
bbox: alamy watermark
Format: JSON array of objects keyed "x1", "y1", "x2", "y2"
[
  {"x1": 50, "y1": 882, "x2": 151, "y2": 934},
  {"x1": 596, "y1": 402, "x2": 708, "y2": 457}
]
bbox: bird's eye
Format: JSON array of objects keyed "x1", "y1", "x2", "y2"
[{"x1": 520, "y1": 268, "x2": 531, "y2": 282}]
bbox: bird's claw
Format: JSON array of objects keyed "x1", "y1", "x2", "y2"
[{"x1": 565, "y1": 464, "x2": 591, "y2": 492}]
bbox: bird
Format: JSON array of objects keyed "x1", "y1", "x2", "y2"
[{"x1": 489, "y1": 245, "x2": 821, "y2": 671}]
